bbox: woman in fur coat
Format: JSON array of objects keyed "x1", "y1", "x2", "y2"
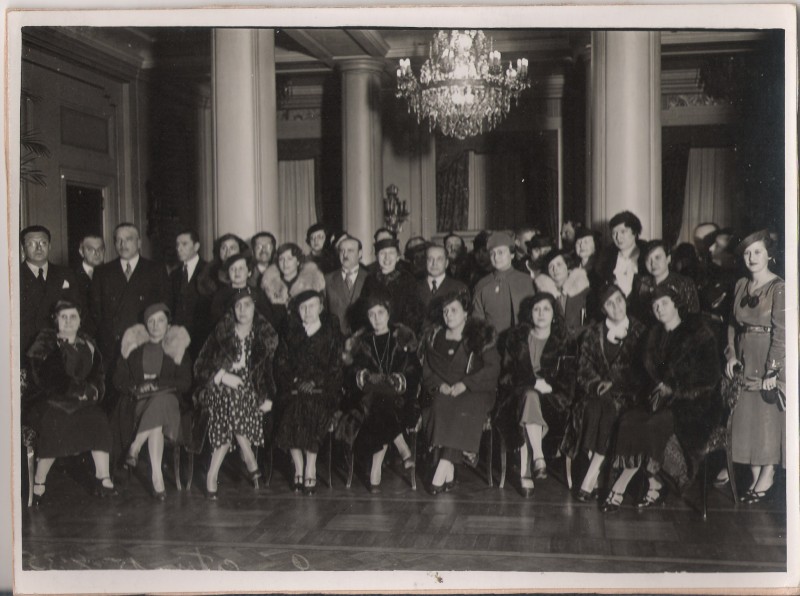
[
  {"x1": 495, "y1": 293, "x2": 574, "y2": 497},
  {"x1": 193, "y1": 287, "x2": 278, "y2": 499},
  {"x1": 26, "y1": 300, "x2": 116, "y2": 504},
  {"x1": 559, "y1": 283, "x2": 647, "y2": 502},
  {"x1": 533, "y1": 249, "x2": 592, "y2": 339},
  {"x1": 420, "y1": 290, "x2": 500, "y2": 494},
  {"x1": 261, "y1": 243, "x2": 325, "y2": 333},
  {"x1": 112, "y1": 302, "x2": 192, "y2": 499},
  {"x1": 600, "y1": 286, "x2": 722, "y2": 512},
  {"x1": 338, "y1": 293, "x2": 421, "y2": 492},
  {"x1": 274, "y1": 290, "x2": 344, "y2": 495}
]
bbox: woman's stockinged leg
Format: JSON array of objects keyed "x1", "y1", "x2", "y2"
[
  {"x1": 580, "y1": 453, "x2": 606, "y2": 493},
  {"x1": 290, "y1": 449, "x2": 304, "y2": 478},
  {"x1": 371, "y1": 445, "x2": 388, "y2": 485},
  {"x1": 91, "y1": 451, "x2": 115, "y2": 488},
  {"x1": 431, "y1": 458, "x2": 452, "y2": 487},
  {"x1": 207, "y1": 443, "x2": 231, "y2": 492},
  {"x1": 33, "y1": 458, "x2": 55, "y2": 495},
  {"x1": 305, "y1": 451, "x2": 318, "y2": 481},
  {"x1": 234, "y1": 433, "x2": 258, "y2": 473},
  {"x1": 393, "y1": 434, "x2": 412, "y2": 461},
  {"x1": 147, "y1": 428, "x2": 165, "y2": 493}
]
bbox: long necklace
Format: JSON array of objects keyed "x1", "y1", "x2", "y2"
[{"x1": 372, "y1": 333, "x2": 391, "y2": 373}]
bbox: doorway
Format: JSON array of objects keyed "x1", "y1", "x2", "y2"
[{"x1": 65, "y1": 184, "x2": 104, "y2": 269}]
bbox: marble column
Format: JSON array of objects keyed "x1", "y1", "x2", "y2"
[
  {"x1": 340, "y1": 58, "x2": 384, "y2": 260},
  {"x1": 589, "y1": 31, "x2": 662, "y2": 239},
  {"x1": 212, "y1": 29, "x2": 280, "y2": 241}
]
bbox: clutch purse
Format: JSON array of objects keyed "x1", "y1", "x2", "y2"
[{"x1": 761, "y1": 387, "x2": 786, "y2": 411}]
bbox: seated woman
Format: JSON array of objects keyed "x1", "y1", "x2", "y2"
[
  {"x1": 193, "y1": 287, "x2": 278, "y2": 499},
  {"x1": 113, "y1": 303, "x2": 192, "y2": 499},
  {"x1": 559, "y1": 283, "x2": 647, "y2": 501},
  {"x1": 25, "y1": 300, "x2": 116, "y2": 504},
  {"x1": 495, "y1": 293, "x2": 573, "y2": 497},
  {"x1": 274, "y1": 290, "x2": 343, "y2": 495},
  {"x1": 637, "y1": 240, "x2": 700, "y2": 324},
  {"x1": 339, "y1": 293, "x2": 421, "y2": 492},
  {"x1": 420, "y1": 290, "x2": 500, "y2": 494},
  {"x1": 600, "y1": 286, "x2": 723, "y2": 512},
  {"x1": 262, "y1": 243, "x2": 325, "y2": 332},
  {"x1": 534, "y1": 250, "x2": 591, "y2": 339}
]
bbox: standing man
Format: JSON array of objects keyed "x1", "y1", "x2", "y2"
[
  {"x1": 249, "y1": 231, "x2": 277, "y2": 289},
  {"x1": 324, "y1": 235, "x2": 368, "y2": 335},
  {"x1": 90, "y1": 222, "x2": 169, "y2": 388},
  {"x1": 19, "y1": 225, "x2": 79, "y2": 359},
  {"x1": 169, "y1": 229, "x2": 210, "y2": 359},
  {"x1": 472, "y1": 231, "x2": 535, "y2": 336},
  {"x1": 73, "y1": 233, "x2": 105, "y2": 336},
  {"x1": 417, "y1": 244, "x2": 468, "y2": 328}
]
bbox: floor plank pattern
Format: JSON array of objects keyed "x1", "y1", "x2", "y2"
[{"x1": 21, "y1": 457, "x2": 787, "y2": 573}]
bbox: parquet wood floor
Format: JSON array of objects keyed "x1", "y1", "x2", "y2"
[{"x1": 20, "y1": 455, "x2": 787, "y2": 573}]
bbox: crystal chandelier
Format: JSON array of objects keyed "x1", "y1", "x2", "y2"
[{"x1": 396, "y1": 30, "x2": 530, "y2": 140}]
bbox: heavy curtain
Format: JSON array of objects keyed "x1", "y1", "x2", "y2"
[
  {"x1": 676, "y1": 147, "x2": 737, "y2": 244},
  {"x1": 436, "y1": 152, "x2": 469, "y2": 232},
  {"x1": 661, "y1": 143, "x2": 691, "y2": 247},
  {"x1": 278, "y1": 158, "x2": 317, "y2": 247}
]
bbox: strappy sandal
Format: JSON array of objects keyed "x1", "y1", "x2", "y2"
[
  {"x1": 636, "y1": 485, "x2": 668, "y2": 509},
  {"x1": 520, "y1": 476, "x2": 534, "y2": 499},
  {"x1": 304, "y1": 477, "x2": 317, "y2": 496},
  {"x1": 533, "y1": 458, "x2": 548, "y2": 479},
  {"x1": 94, "y1": 477, "x2": 118, "y2": 498},
  {"x1": 292, "y1": 475, "x2": 303, "y2": 493},
  {"x1": 601, "y1": 490, "x2": 624, "y2": 513}
]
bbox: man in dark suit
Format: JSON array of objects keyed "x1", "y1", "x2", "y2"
[
  {"x1": 169, "y1": 229, "x2": 211, "y2": 360},
  {"x1": 324, "y1": 235, "x2": 367, "y2": 335},
  {"x1": 248, "y1": 230, "x2": 276, "y2": 290},
  {"x1": 417, "y1": 244, "x2": 468, "y2": 329},
  {"x1": 73, "y1": 233, "x2": 105, "y2": 336},
  {"x1": 19, "y1": 225, "x2": 80, "y2": 361},
  {"x1": 90, "y1": 222, "x2": 169, "y2": 384}
]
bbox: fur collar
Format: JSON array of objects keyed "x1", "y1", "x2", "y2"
[
  {"x1": 261, "y1": 261, "x2": 325, "y2": 304},
  {"x1": 534, "y1": 267, "x2": 590, "y2": 298},
  {"x1": 343, "y1": 324, "x2": 417, "y2": 366},
  {"x1": 120, "y1": 324, "x2": 191, "y2": 364},
  {"x1": 26, "y1": 328, "x2": 97, "y2": 361}
]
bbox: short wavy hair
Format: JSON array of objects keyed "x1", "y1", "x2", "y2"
[{"x1": 518, "y1": 293, "x2": 566, "y2": 341}]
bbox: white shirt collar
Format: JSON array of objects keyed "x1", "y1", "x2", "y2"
[
  {"x1": 183, "y1": 254, "x2": 200, "y2": 280},
  {"x1": 121, "y1": 253, "x2": 140, "y2": 272},
  {"x1": 428, "y1": 273, "x2": 446, "y2": 289},
  {"x1": 342, "y1": 266, "x2": 359, "y2": 278},
  {"x1": 26, "y1": 261, "x2": 48, "y2": 278}
]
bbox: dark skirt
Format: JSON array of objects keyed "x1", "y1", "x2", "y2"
[
  {"x1": 425, "y1": 389, "x2": 494, "y2": 453},
  {"x1": 338, "y1": 391, "x2": 406, "y2": 454},
  {"x1": 135, "y1": 392, "x2": 180, "y2": 442},
  {"x1": 612, "y1": 407, "x2": 674, "y2": 469},
  {"x1": 275, "y1": 392, "x2": 337, "y2": 453},
  {"x1": 559, "y1": 394, "x2": 622, "y2": 459},
  {"x1": 34, "y1": 403, "x2": 112, "y2": 458}
]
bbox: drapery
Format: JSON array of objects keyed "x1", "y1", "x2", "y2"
[
  {"x1": 677, "y1": 147, "x2": 737, "y2": 244},
  {"x1": 468, "y1": 151, "x2": 487, "y2": 230},
  {"x1": 278, "y1": 159, "x2": 316, "y2": 247},
  {"x1": 436, "y1": 152, "x2": 469, "y2": 232}
]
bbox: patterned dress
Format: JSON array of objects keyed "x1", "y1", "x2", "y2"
[{"x1": 202, "y1": 331, "x2": 264, "y2": 449}]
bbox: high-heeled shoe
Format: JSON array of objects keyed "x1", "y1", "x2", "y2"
[
  {"x1": 304, "y1": 477, "x2": 317, "y2": 496},
  {"x1": 292, "y1": 475, "x2": 303, "y2": 493},
  {"x1": 402, "y1": 457, "x2": 416, "y2": 470},
  {"x1": 601, "y1": 490, "x2": 624, "y2": 513},
  {"x1": 368, "y1": 482, "x2": 382, "y2": 494},
  {"x1": 32, "y1": 482, "x2": 46, "y2": 507},
  {"x1": 124, "y1": 452, "x2": 138, "y2": 470},
  {"x1": 533, "y1": 458, "x2": 548, "y2": 479},
  {"x1": 520, "y1": 477, "x2": 534, "y2": 499},
  {"x1": 574, "y1": 488, "x2": 598, "y2": 502},
  {"x1": 428, "y1": 483, "x2": 445, "y2": 496},
  {"x1": 713, "y1": 470, "x2": 730, "y2": 488},
  {"x1": 739, "y1": 488, "x2": 756, "y2": 503},
  {"x1": 94, "y1": 477, "x2": 118, "y2": 498},
  {"x1": 205, "y1": 483, "x2": 218, "y2": 501},
  {"x1": 636, "y1": 485, "x2": 668, "y2": 509},
  {"x1": 246, "y1": 468, "x2": 262, "y2": 489},
  {"x1": 742, "y1": 484, "x2": 777, "y2": 504}
]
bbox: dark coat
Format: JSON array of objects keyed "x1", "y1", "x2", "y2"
[
  {"x1": 595, "y1": 241, "x2": 649, "y2": 321},
  {"x1": 274, "y1": 312, "x2": 344, "y2": 451},
  {"x1": 169, "y1": 258, "x2": 212, "y2": 359},
  {"x1": 643, "y1": 315, "x2": 723, "y2": 460},
  {"x1": 73, "y1": 265, "x2": 95, "y2": 336},
  {"x1": 495, "y1": 323, "x2": 575, "y2": 449},
  {"x1": 420, "y1": 318, "x2": 500, "y2": 453},
  {"x1": 193, "y1": 311, "x2": 279, "y2": 402},
  {"x1": 324, "y1": 266, "x2": 368, "y2": 335},
  {"x1": 337, "y1": 324, "x2": 422, "y2": 452},
  {"x1": 638, "y1": 271, "x2": 701, "y2": 325},
  {"x1": 89, "y1": 256, "x2": 170, "y2": 369},
  {"x1": 26, "y1": 329, "x2": 105, "y2": 414},
  {"x1": 20, "y1": 262, "x2": 80, "y2": 360}
]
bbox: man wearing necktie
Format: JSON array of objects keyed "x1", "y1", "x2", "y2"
[
  {"x1": 416, "y1": 244, "x2": 467, "y2": 330},
  {"x1": 472, "y1": 231, "x2": 536, "y2": 337},
  {"x1": 169, "y1": 229, "x2": 211, "y2": 360},
  {"x1": 90, "y1": 222, "x2": 169, "y2": 393},
  {"x1": 324, "y1": 235, "x2": 368, "y2": 335},
  {"x1": 19, "y1": 225, "x2": 80, "y2": 362},
  {"x1": 73, "y1": 234, "x2": 105, "y2": 336}
]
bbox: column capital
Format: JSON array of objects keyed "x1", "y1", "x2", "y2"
[{"x1": 337, "y1": 57, "x2": 386, "y2": 75}]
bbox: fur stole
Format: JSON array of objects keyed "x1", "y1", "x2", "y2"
[
  {"x1": 343, "y1": 323, "x2": 418, "y2": 367},
  {"x1": 262, "y1": 261, "x2": 325, "y2": 305},
  {"x1": 26, "y1": 328, "x2": 97, "y2": 361},
  {"x1": 534, "y1": 267, "x2": 590, "y2": 299},
  {"x1": 120, "y1": 324, "x2": 191, "y2": 364}
]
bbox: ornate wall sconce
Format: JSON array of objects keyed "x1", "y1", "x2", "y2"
[{"x1": 382, "y1": 184, "x2": 409, "y2": 234}]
